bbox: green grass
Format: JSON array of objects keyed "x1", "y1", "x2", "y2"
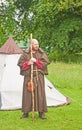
[
  {"x1": 0, "y1": 62, "x2": 82, "y2": 130},
  {"x1": 47, "y1": 62, "x2": 82, "y2": 89}
]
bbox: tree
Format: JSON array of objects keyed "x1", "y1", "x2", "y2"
[
  {"x1": 0, "y1": 0, "x2": 34, "y2": 46},
  {"x1": 0, "y1": 0, "x2": 82, "y2": 62},
  {"x1": 28, "y1": 0, "x2": 82, "y2": 61},
  {"x1": 0, "y1": 0, "x2": 18, "y2": 46}
]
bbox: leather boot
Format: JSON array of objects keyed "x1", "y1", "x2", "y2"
[
  {"x1": 39, "y1": 112, "x2": 46, "y2": 119},
  {"x1": 20, "y1": 113, "x2": 29, "y2": 119}
]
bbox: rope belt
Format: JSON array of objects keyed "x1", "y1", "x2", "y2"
[{"x1": 33, "y1": 67, "x2": 38, "y2": 81}]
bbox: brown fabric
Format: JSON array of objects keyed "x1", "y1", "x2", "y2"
[{"x1": 17, "y1": 48, "x2": 50, "y2": 113}]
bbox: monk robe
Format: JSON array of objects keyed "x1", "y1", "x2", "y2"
[{"x1": 17, "y1": 48, "x2": 50, "y2": 113}]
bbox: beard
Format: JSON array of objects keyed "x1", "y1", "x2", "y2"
[{"x1": 32, "y1": 46, "x2": 39, "y2": 51}]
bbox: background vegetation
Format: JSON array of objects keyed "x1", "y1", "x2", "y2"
[{"x1": 0, "y1": 0, "x2": 82, "y2": 62}]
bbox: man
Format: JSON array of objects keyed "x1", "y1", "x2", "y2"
[{"x1": 17, "y1": 39, "x2": 50, "y2": 119}]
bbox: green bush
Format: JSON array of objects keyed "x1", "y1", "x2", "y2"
[{"x1": 48, "y1": 52, "x2": 82, "y2": 63}]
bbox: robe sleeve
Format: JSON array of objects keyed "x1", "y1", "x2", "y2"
[
  {"x1": 37, "y1": 51, "x2": 50, "y2": 75},
  {"x1": 35, "y1": 59, "x2": 43, "y2": 69},
  {"x1": 22, "y1": 61, "x2": 30, "y2": 70}
]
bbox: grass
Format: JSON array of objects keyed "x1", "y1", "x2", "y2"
[
  {"x1": 47, "y1": 62, "x2": 82, "y2": 89},
  {"x1": 0, "y1": 62, "x2": 82, "y2": 130}
]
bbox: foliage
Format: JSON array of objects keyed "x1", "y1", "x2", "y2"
[
  {"x1": 14, "y1": 0, "x2": 33, "y2": 12},
  {"x1": 0, "y1": 1, "x2": 18, "y2": 46},
  {"x1": 0, "y1": 0, "x2": 34, "y2": 46},
  {"x1": 29, "y1": 0, "x2": 82, "y2": 60},
  {"x1": 0, "y1": 0, "x2": 82, "y2": 62}
]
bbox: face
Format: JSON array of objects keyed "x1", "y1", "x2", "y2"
[{"x1": 31, "y1": 39, "x2": 39, "y2": 51}]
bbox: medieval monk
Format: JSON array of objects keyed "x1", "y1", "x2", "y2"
[{"x1": 17, "y1": 39, "x2": 50, "y2": 119}]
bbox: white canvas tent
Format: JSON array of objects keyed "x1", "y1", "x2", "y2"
[
  {"x1": 0, "y1": 38, "x2": 70, "y2": 110},
  {"x1": 45, "y1": 77, "x2": 70, "y2": 106}
]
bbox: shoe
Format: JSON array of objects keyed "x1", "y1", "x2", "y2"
[
  {"x1": 20, "y1": 113, "x2": 28, "y2": 119},
  {"x1": 39, "y1": 112, "x2": 46, "y2": 119}
]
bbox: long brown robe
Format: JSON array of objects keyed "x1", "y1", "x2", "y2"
[{"x1": 17, "y1": 48, "x2": 50, "y2": 113}]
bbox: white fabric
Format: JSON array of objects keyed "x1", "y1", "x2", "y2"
[
  {"x1": 0, "y1": 54, "x2": 23, "y2": 110},
  {"x1": 45, "y1": 78, "x2": 67, "y2": 106}
]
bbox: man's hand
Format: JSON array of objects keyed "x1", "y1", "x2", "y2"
[
  {"x1": 30, "y1": 57, "x2": 36, "y2": 62},
  {"x1": 28, "y1": 58, "x2": 36, "y2": 65}
]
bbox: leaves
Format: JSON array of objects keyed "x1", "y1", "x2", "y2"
[{"x1": 0, "y1": 0, "x2": 82, "y2": 62}]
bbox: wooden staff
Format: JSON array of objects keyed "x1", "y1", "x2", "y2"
[{"x1": 30, "y1": 33, "x2": 34, "y2": 121}]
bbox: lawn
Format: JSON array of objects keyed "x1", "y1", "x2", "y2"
[{"x1": 0, "y1": 62, "x2": 82, "y2": 130}]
